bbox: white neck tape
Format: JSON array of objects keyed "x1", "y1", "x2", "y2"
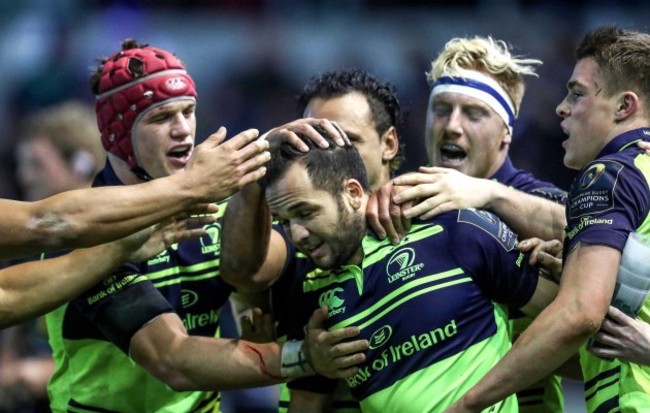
[{"x1": 430, "y1": 69, "x2": 516, "y2": 134}]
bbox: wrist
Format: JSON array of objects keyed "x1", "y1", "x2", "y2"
[
  {"x1": 280, "y1": 340, "x2": 315, "y2": 380},
  {"x1": 484, "y1": 180, "x2": 508, "y2": 211}
]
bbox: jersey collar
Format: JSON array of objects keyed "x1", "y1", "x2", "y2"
[{"x1": 597, "y1": 127, "x2": 650, "y2": 158}]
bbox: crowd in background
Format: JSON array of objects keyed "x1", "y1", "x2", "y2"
[{"x1": 2, "y1": 0, "x2": 648, "y2": 200}]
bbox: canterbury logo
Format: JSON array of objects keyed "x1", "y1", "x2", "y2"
[{"x1": 319, "y1": 287, "x2": 345, "y2": 309}]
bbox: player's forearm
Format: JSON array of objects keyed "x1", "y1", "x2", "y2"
[
  {"x1": 220, "y1": 183, "x2": 273, "y2": 290},
  {"x1": 487, "y1": 184, "x2": 566, "y2": 241},
  {"x1": 168, "y1": 336, "x2": 287, "y2": 391},
  {"x1": 15, "y1": 175, "x2": 200, "y2": 257},
  {"x1": 458, "y1": 299, "x2": 594, "y2": 411},
  {"x1": 0, "y1": 241, "x2": 129, "y2": 328}
]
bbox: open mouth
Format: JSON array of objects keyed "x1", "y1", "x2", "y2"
[
  {"x1": 167, "y1": 145, "x2": 193, "y2": 164},
  {"x1": 439, "y1": 143, "x2": 467, "y2": 165}
]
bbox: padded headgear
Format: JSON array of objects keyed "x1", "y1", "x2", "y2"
[{"x1": 95, "y1": 44, "x2": 197, "y2": 168}]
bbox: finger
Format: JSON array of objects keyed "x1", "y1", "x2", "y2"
[
  {"x1": 321, "y1": 326, "x2": 361, "y2": 345},
  {"x1": 330, "y1": 338, "x2": 370, "y2": 356},
  {"x1": 378, "y1": 205, "x2": 400, "y2": 246},
  {"x1": 185, "y1": 203, "x2": 219, "y2": 216},
  {"x1": 171, "y1": 228, "x2": 208, "y2": 244},
  {"x1": 587, "y1": 343, "x2": 618, "y2": 360},
  {"x1": 300, "y1": 119, "x2": 342, "y2": 147},
  {"x1": 307, "y1": 307, "x2": 328, "y2": 330},
  {"x1": 235, "y1": 138, "x2": 270, "y2": 163},
  {"x1": 392, "y1": 185, "x2": 425, "y2": 205},
  {"x1": 237, "y1": 151, "x2": 271, "y2": 175},
  {"x1": 278, "y1": 128, "x2": 313, "y2": 151},
  {"x1": 536, "y1": 252, "x2": 563, "y2": 279},
  {"x1": 330, "y1": 122, "x2": 351, "y2": 146},
  {"x1": 407, "y1": 197, "x2": 449, "y2": 220},
  {"x1": 240, "y1": 315, "x2": 254, "y2": 336},
  {"x1": 201, "y1": 127, "x2": 227, "y2": 148},
  {"x1": 392, "y1": 173, "x2": 434, "y2": 189},
  {"x1": 518, "y1": 237, "x2": 542, "y2": 253},
  {"x1": 606, "y1": 306, "x2": 630, "y2": 325},
  {"x1": 366, "y1": 193, "x2": 387, "y2": 240},
  {"x1": 331, "y1": 353, "x2": 367, "y2": 373},
  {"x1": 400, "y1": 202, "x2": 412, "y2": 235},
  {"x1": 182, "y1": 215, "x2": 218, "y2": 229},
  {"x1": 388, "y1": 199, "x2": 405, "y2": 245},
  {"x1": 237, "y1": 166, "x2": 268, "y2": 188},
  {"x1": 226, "y1": 129, "x2": 262, "y2": 151}
]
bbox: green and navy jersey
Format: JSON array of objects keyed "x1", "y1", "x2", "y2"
[
  {"x1": 563, "y1": 128, "x2": 650, "y2": 413},
  {"x1": 285, "y1": 210, "x2": 539, "y2": 412},
  {"x1": 492, "y1": 156, "x2": 567, "y2": 413},
  {"x1": 46, "y1": 162, "x2": 232, "y2": 413}
]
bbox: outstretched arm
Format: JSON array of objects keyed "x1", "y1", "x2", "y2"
[
  {"x1": 372, "y1": 167, "x2": 566, "y2": 242},
  {"x1": 0, "y1": 213, "x2": 210, "y2": 329},
  {"x1": 1, "y1": 127, "x2": 269, "y2": 260},
  {"x1": 129, "y1": 310, "x2": 365, "y2": 391}
]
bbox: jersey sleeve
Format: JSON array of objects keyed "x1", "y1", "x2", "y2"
[
  {"x1": 444, "y1": 209, "x2": 539, "y2": 309},
  {"x1": 69, "y1": 261, "x2": 173, "y2": 354},
  {"x1": 565, "y1": 158, "x2": 650, "y2": 253}
]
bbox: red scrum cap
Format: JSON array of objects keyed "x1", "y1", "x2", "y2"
[{"x1": 95, "y1": 43, "x2": 197, "y2": 168}]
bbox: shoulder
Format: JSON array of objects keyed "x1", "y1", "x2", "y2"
[{"x1": 433, "y1": 209, "x2": 518, "y2": 252}]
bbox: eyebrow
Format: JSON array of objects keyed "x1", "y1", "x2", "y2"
[{"x1": 566, "y1": 80, "x2": 580, "y2": 90}]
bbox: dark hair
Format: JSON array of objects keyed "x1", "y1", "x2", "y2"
[
  {"x1": 297, "y1": 68, "x2": 404, "y2": 171},
  {"x1": 259, "y1": 126, "x2": 370, "y2": 197},
  {"x1": 576, "y1": 26, "x2": 650, "y2": 108}
]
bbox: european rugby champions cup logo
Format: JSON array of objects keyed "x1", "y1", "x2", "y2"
[
  {"x1": 200, "y1": 224, "x2": 221, "y2": 255},
  {"x1": 386, "y1": 247, "x2": 423, "y2": 283},
  {"x1": 580, "y1": 163, "x2": 606, "y2": 190}
]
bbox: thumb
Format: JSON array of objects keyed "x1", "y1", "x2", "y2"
[{"x1": 307, "y1": 306, "x2": 329, "y2": 330}]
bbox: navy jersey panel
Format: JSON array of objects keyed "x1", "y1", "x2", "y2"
[{"x1": 565, "y1": 129, "x2": 650, "y2": 255}]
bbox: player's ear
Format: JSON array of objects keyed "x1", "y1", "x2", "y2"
[
  {"x1": 343, "y1": 179, "x2": 364, "y2": 210},
  {"x1": 381, "y1": 126, "x2": 399, "y2": 162},
  {"x1": 614, "y1": 91, "x2": 639, "y2": 122}
]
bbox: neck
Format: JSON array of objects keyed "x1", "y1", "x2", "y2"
[{"x1": 107, "y1": 154, "x2": 144, "y2": 185}]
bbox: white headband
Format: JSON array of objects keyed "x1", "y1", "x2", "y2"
[{"x1": 430, "y1": 69, "x2": 516, "y2": 134}]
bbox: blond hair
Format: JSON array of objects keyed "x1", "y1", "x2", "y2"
[{"x1": 427, "y1": 36, "x2": 542, "y2": 114}]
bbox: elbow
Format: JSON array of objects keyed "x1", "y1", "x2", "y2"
[
  {"x1": 147, "y1": 356, "x2": 197, "y2": 392},
  {"x1": 561, "y1": 300, "x2": 605, "y2": 340},
  {"x1": 28, "y1": 212, "x2": 80, "y2": 250},
  {"x1": 220, "y1": 263, "x2": 274, "y2": 293}
]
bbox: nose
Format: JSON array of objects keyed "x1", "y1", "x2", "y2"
[
  {"x1": 556, "y1": 98, "x2": 569, "y2": 118},
  {"x1": 172, "y1": 113, "x2": 192, "y2": 138},
  {"x1": 288, "y1": 221, "x2": 310, "y2": 244},
  {"x1": 443, "y1": 107, "x2": 463, "y2": 135}
]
